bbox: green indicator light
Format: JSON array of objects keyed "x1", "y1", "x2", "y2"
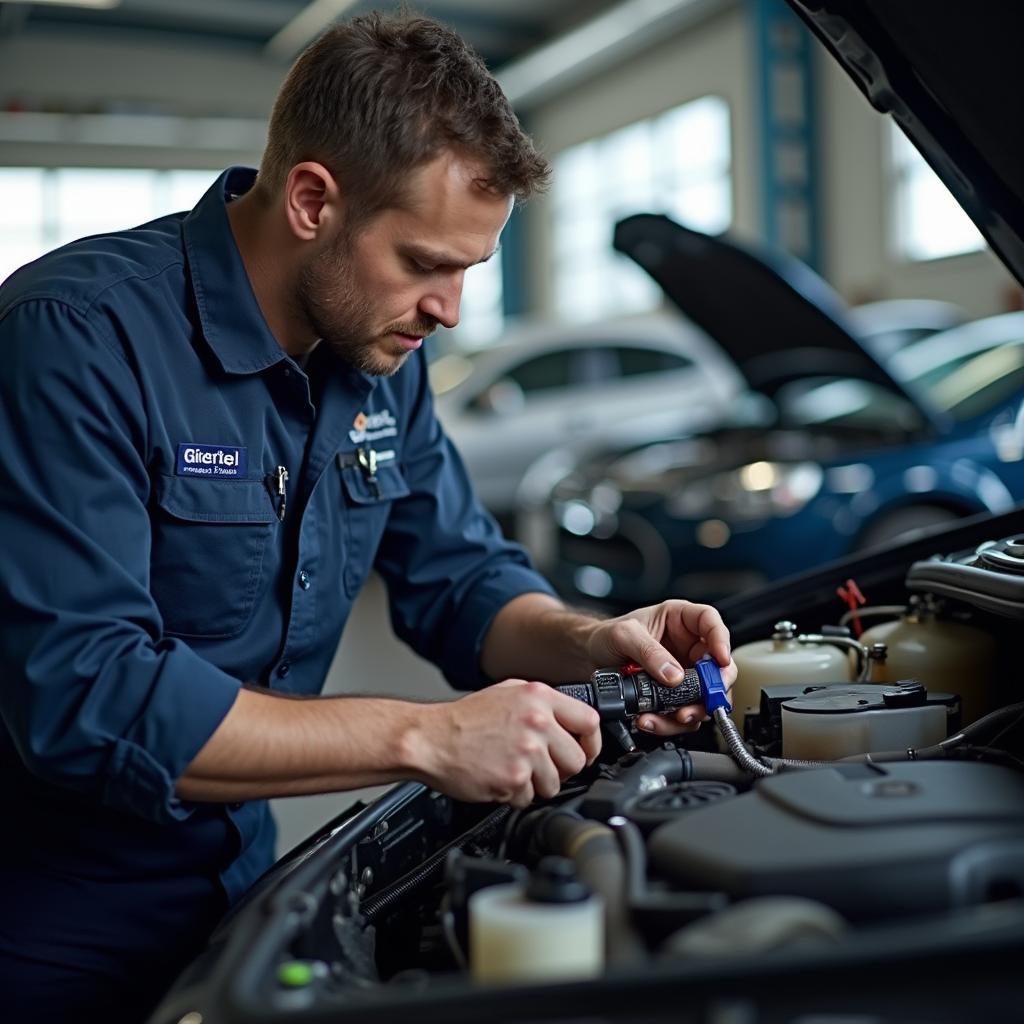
[{"x1": 277, "y1": 960, "x2": 315, "y2": 988}]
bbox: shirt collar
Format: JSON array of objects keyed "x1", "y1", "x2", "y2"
[{"x1": 182, "y1": 166, "x2": 291, "y2": 376}]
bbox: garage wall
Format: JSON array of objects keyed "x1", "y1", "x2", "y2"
[
  {"x1": 520, "y1": 3, "x2": 1015, "y2": 321},
  {"x1": 0, "y1": 32, "x2": 279, "y2": 168},
  {"x1": 523, "y1": 3, "x2": 757, "y2": 317},
  {"x1": 816, "y1": 47, "x2": 1015, "y2": 318}
]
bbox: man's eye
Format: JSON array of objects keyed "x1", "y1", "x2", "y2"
[{"x1": 410, "y1": 259, "x2": 434, "y2": 275}]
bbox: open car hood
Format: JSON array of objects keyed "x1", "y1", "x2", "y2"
[
  {"x1": 786, "y1": 1, "x2": 1024, "y2": 287},
  {"x1": 613, "y1": 213, "x2": 926, "y2": 410}
]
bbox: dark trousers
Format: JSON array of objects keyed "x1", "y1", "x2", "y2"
[{"x1": 0, "y1": 854, "x2": 227, "y2": 1024}]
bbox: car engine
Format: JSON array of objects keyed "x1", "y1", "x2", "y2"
[{"x1": 151, "y1": 515, "x2": 1024, "y2": 1023}]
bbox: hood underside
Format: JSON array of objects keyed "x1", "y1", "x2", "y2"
[
  {"x1": 613, "y1": 214, "x2": 930, "y2": 416},
  {"x1": 786, "y1": 0, "x2": 1024, "y2": 287}
]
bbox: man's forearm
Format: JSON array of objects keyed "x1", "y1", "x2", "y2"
[
  {"x1": 480, "y1": 592, "x2": 604, "y2": 684},
  {"x1": 176, "y1": 687, "x2": 432, "y2": 802}
]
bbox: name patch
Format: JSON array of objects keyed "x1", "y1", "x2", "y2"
[{"x1": 176, "y1": 442, "x2": 247, "y2": 478}]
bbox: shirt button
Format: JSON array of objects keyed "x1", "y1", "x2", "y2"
[
  {"x1": 277, "y1": 661, "x2": 291, "y2": 678},
  {"x1": 298, "y1": 569, "x2": 312, "y2": 590},
  {"x1": 228, "y1": 802, "x2": 243, "y2": 811}
]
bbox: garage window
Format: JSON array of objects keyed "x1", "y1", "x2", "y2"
[
  {"x1": 0, "y1": 166, "x2": 507, "y2": 350},
  {"x1": 552, "y1": 96, "x2": 732, "y2": 325},
  {"x1": 889, "y1": 124, "x2": 985, "y2": 261},
  {"x1": 0, "y1": 167, "x2": 216, "y2": 285}
]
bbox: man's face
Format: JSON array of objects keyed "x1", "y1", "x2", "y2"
[{"x1": 296, "y1": 152, "x2": 512, "y2": 376}]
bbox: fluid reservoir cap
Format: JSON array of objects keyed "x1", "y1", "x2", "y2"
[
  {"x1": 525, "y1": 856, "x2": 592, "y2": 904},
  {"x1": 772, "y1": 621, "x2": 798, "y2": 640},
  {"x1": 881, "y1": 680, "x2": 926, "y2": 708},
  {"x1": 783, "y1": 681, "x2": 925, "y2": 715}
]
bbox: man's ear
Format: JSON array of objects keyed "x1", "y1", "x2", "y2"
[{"x1": 283, "y1": 162, "x2": 342, "y2": 242}]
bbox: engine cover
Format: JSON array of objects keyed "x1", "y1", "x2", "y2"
[{"x1": 648, "y1": 761, "x2": 1024, "y2": 921}]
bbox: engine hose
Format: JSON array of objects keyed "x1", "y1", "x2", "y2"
[
  {"x1": 533, "y1": 810, "x2": 645, "y2": 965},
  {"x1": 839, "y1": 604, "x2": 906, "y2": 629},
  {"x1": 361, "y1": 805, "x2": 511, "y2": 923},
  {"x1": 944, "y1": 700, "x2": 1024, "y2": 748},
  {"x1": 607, "y1": 816, "x2": 648, "y2": 905}
]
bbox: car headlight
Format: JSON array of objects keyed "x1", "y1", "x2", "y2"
[
  {"x1": 665, "y1": 461, "x2": 824, "y2": 522},
  {"x1": 555, "y1": 483, "x2": 622, "y2": 538}
]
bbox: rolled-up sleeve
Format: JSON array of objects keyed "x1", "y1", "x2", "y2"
[
  {"x1": 374, "y1": 356, "x2": 556, "y2": 691},
  {"x1": 0, "y1": 298, "x2": 240, "y2": 823}
]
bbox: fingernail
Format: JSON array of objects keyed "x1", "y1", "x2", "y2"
[
  {"x1": 660, "y1": 661, "x2": 684, "y2": 683},
  {"x1": 639, "y1": 718, "x2": 656, "y2": 732}
]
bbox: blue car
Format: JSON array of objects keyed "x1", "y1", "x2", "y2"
[{"x1": 521, "y1": 216, "x2": 1024, "y2": 609}]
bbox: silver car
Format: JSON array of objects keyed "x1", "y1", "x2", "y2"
[{"x1": 431, "y1": 314, "x2": 744, "y2": 518}]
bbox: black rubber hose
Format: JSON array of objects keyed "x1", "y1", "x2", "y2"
[
  {"x1": 612, "y1": 746, "x2": 692, "y2": 791},
  {"x1": 533, "y1": 810, "x2": 645, "y2": 965}
]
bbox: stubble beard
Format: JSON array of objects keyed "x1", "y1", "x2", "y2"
[{"x1": 296, "y1": 235, "x2": 433, "y2": 378}]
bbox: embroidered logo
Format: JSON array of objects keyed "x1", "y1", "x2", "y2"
[
  {"x1": 349, "y1": 408, "x2": 398, "y2": 445},
  {"x1": 176, "y1": 443, "x2": 247, "y2": 478}
]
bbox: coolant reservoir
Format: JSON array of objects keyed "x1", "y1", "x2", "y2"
[
  {"x1": 859, "y1": 604, "x2": 995, "y2": 726},
  {"x1": 781, "y1": 681, "x2": 954, "y2": 760},
  {"x1": 730, "y1": 621, "x2": 853, "y2": 727}
]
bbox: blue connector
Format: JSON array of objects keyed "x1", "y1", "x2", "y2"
[{"x1": 694, "y1": 656, "x2": 732, "y2": 715}]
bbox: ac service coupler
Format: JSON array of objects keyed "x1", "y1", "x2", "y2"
[{"x1": 556, "y1": 658, "x2": 731, "y2": 753}]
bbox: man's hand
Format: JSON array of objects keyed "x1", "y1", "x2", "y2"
[
  {"x1": 584, "y1": 599, "x2": 737, "y2": 737},
  {"x1": 406, "y1": 681, "x2": 602, "y2": 808}
]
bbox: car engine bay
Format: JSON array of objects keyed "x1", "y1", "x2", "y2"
[{"x1": 152, "y1": 513, "x2": 1024, "y2": 1023}]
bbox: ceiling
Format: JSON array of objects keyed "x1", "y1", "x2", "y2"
[{"x1": 0, "y1": 0, "x2": 626, "y2": 70}]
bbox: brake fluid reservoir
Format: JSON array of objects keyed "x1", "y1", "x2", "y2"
[
  {"x1": 859, "y1": 605, "x2": 995, "y2": 726},
  {"x1": 730, "y1": 621, "x2": 853, "y2": 726}
]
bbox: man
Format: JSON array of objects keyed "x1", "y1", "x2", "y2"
[{"x1": 0, "y1": 12, "x2": 735, "y2": 1021}]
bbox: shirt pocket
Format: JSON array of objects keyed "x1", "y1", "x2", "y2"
[
  {"x1": 150, "y1": 474, "x2": 278, "y2": 639},
  {"x1": 339, "y1": 460, "x2": 411, "y2": 597}
]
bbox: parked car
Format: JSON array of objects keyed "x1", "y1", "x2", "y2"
[
  {"x1": 430, "y1": 314, "x2": 744, "y2": 520},
  {"x1": 151, "y1": 3, "x2": 1024, "y2": 1021},
  {"x1": 434, "y1": 287, "x2": 964, "y2": 526},
  {"x1": 847, "y1": 298, "x2": 968, "y2": 360},
  {"x1": 515, "y1": 214, "x2": 1024, "y2": 610}
]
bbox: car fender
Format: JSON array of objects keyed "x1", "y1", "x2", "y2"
[{"x1": 843, "y1": 458, "x2": 1012, "y2": 542}]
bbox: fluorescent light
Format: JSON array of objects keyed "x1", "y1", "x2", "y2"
[
  {"x1": 0, "y1": 111, "x2": 267, "y2": 152},
  {"x1": 24, "y1": 0, "x2": 122, "y2": 8},
  {"x1": 498, "y1": 0, "x2": 725, "y2": 109}
]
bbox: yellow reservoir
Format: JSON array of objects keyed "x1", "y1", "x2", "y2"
[{"x1": 860, "y1": 608, "x2": 995, "y2": 726}]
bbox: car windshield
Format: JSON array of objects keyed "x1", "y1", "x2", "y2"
[
  {"x1": 890, "y1": 316, "x2": 1024, "y2": 422},
  {"x1": 775, "y1": 376, "x2": 925, "y2": 432}
]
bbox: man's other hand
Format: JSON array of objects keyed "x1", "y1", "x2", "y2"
[{"x1": 584, "y1": 599, "x2": 737, "y2": 737}]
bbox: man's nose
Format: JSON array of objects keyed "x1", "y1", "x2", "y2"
[{"x1": 419, "y1": 273, "x2": 463, "y2": 330}]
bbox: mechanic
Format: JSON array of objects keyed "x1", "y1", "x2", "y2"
[{"x1": 0, "y1": 12, "x2": 736, "y2": 1022}]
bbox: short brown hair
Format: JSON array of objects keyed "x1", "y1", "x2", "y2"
[{"x1": 258, "y1": 11, "x2": 549, "y2": 218}]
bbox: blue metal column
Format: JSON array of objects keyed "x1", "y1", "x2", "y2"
[
  {"x1": 749, "y1": 0, "x2": 822, "y2": 270},
  {"x1": 500, "y1": 203, "x2": 528, "y2": 319}
]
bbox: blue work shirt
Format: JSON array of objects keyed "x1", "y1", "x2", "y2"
[{"x1": 0, "y1": 168, "x2": 553, "y2": 974}]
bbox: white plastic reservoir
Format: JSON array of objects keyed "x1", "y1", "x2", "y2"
[{"x1": 781, "y1": 682, "x2": 955, "y2": 760}]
